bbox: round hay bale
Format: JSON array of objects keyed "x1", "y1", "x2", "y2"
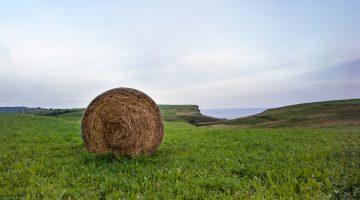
[{"x1": 81, "y1": 87, "x2": 164, "y2": 156}]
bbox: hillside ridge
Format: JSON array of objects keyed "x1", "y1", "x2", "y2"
[
  {"x1": 219, "y1": 98, "x2": 360, "y2": 128},
  {"x1": 0, "y1": 105, "x2": 223, "y2": 125}
]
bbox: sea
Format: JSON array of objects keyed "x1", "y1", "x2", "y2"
[{"x1": 200, "y1": 108, "x2": 267, "y2": 120}]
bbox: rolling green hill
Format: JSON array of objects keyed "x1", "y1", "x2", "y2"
[
  {"x1": 221, "y1": 99, "x2": 360, "y2": 128},
  {"x1": 3, "y1": 98, "x2": 360, "y2": 128},
  {"x1": 52, "y1": 105, "x2": 223, "y2": 125},
  {"x1": 0, "y1": 105, "x2": 223, "y2": 125}
]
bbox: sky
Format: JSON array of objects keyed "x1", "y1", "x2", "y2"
[{"x1": 0, "y1": 0, "x2": 359, "y2": 109}]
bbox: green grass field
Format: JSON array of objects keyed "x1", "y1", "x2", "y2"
[{"x1": 1, "y1": 114, "x2": 359, "y2": 199}]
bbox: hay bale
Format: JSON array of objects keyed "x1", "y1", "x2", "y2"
[{"x1": 81, "y1": 88, "x2": 164, "y2": 156}]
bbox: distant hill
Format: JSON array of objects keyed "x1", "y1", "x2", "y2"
[
  {"x1": 5, "y1": 99, "x2": 359, "y2": 128},
  {"x1": 0, "y1": 105, "x2": 223, "y2": 125},
  {"x1": 0, "y1": 107, "x2": 79, "y2": 115},
  {"x1": 218, "y1": 99, "x2": 360, "y2": 128},
  {"x1": 158, "y1": 105, "x2": 222, "y2": 124}
]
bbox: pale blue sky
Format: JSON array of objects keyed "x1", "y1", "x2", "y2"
[{"x1": 0, "y1": 0, "x2": 359, "y2": 108}]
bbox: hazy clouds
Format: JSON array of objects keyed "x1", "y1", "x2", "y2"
[{"x1": 0, "y1": 0, "x2": 359, "y2": 108}]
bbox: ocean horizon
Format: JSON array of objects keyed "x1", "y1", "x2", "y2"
[{"x1": 200, "y1": 108, "x2": 267, "y2": 120}]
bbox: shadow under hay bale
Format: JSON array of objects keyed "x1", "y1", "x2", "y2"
[{"x1": 81, "y1": 88, "x2": 164, "y2": 156}]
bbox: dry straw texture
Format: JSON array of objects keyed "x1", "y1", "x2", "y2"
[{"x1": 81, "y1": 88, "x2": 164, "y2": 156}]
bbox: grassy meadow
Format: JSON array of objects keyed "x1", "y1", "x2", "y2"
[{"x1": 1, "y1": 114, "x2": 359, "y2": 199}]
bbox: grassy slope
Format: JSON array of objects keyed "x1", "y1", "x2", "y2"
[
  {"x1": 0, "y1": 114, "x2": 359, "y2": 199},
  {"x1": 38, "y1": 105, "x2": 223, "y2": 125},
  {"x1": 224, "y1": 98, "x2": 360, "y2": 128},
  {"x1": 0, "y1": 105, "x2": 204, "y2": 120}
]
